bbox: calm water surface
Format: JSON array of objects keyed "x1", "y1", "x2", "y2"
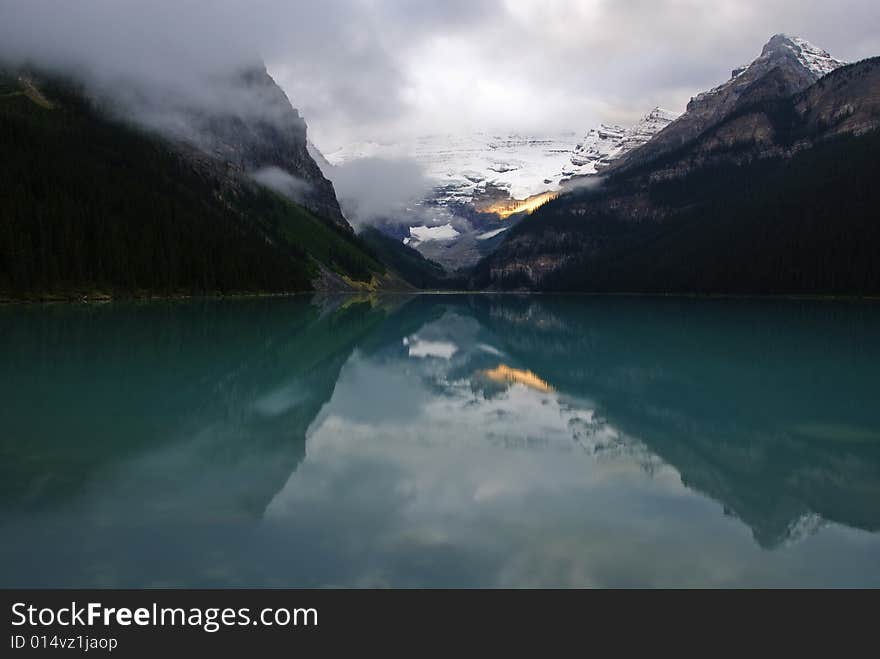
[{"x1": 2, "y1": 295, "x2": 879, "y2": 587}]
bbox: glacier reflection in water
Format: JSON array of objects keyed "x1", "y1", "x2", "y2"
[{"x1": 1, "y1": 295, "x2": 879, "y2": 587}]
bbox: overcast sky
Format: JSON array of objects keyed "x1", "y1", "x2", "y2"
[{"x1": 2, "y1": 0, "x2": 878, "y2": 150}]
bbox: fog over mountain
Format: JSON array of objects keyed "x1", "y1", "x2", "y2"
[
  {"x1": 325, "y1": 158, "x2": 436, "y2": 227},
  {"x1": 1, "y1": 0, "x2": 877, "y2": 150}
]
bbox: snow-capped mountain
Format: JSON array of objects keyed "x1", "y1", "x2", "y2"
[
  {"x1": 324, "y1": 107, "x2": 680, "y2": 212},
  {"x1": 318, "y1": 34, "x2": 848, "y2": 272},
  {"x1": 569, "y1": 125, "x2": 625, "y2": 170},
  {"x1": 322, "y1": 35, "x2": 843, "y2": 213},
  {"x1": 568, "y1": 107, "x2": 679, "y2": 175},
  {"x1": 611, "y1": 34, "x2": 847, "y2": 172},
  {"x1": 477, "y1": 34, "x2": 874, "y2": 292},
  {"x1": 317, "y1": 110, "x2": 681, "y2": 269},
  {"x1": 325, "y1": 132, "x2": 579, "y2": 205},
  {"x1": 755, "y1": 33, "x2": 843, "y2": 78},
  {"x1": 694, "y1": 34, "x2": 845, "y2": 108}
]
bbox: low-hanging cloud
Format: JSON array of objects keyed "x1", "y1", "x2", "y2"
[
  {"x1": 326, "y1": 157, "x2": 436, "y2": 226},
  {"x1": 251, "y1": 167, "x2": 312, "y2": 204}
]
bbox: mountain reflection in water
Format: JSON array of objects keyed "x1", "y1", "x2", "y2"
[{"x1": 1, "y1": 295, "x2": 879, "y2": 587}]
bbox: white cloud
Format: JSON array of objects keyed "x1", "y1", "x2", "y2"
[{"x1": 251, "y1": 167, "x2": 312, "y2": 203}]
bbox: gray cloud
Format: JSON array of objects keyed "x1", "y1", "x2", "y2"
[
  {"x1": 1, "y1": 0, "x2": 877, "y2": 149},
  {"x1": 327, "y1": 157, "x2": 435, "y2": 226}
]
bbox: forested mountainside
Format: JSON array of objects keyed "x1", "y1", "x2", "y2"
[
  {"x1": 474, "y1": 54, "x2": 880, "y2": 295},
  {"x1": 0, "y1": 71, "x2": 393, "y2": 300},
  {"x1": 357, "y1": 227, "x2": 458, "y2": 290}
]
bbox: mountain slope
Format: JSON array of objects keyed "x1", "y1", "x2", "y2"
[
  {"x1": 569, "y1": 107, "x2": 679, "y2": 174},
  {"x1": 358, "y1": 227, "x2": 455, "y2": 290},
  {"x1": 473, "y1": 53, "x2": 880, "y2": 295},
  {"x1": 611, "y1": 34, "x2": 846, "y2": 174},
  {"x1": 192, "y1": 66, "x2": 350, "y2": 230},
  {"x1": 0, "y1": 71, "x2": 386, "y2": 299},
  {"x1": 113, "y1": 64, "x2": 349, "y2": 231}
]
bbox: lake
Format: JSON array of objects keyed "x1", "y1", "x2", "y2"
[{"x1": 2, "y1": 294, "x2": 879, "y2": 587}]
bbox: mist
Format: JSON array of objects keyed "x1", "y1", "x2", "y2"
[
  {"x1": 326, "y1": 158, "x2": 436, "y2": 227},
  {"x1": 251, "y1": 167, "x2": 312, "y2": 204}
]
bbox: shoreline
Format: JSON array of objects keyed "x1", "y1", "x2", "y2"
[{"x1": 3, "y1": 289, "x2": 880, "y2": 306}]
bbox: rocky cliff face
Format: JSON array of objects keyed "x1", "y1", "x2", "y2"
[
  {"x1": 570, "y1": 107, "x2": 679, "y2": 173},
  {"x1": 179, "y1": 65, "x2": 350, "y2": 230},
  {"x1": 611, "y1": 34, "x2": 846, "y2": 173},
  {"x1": 794, "y1": 56, "x2": 880, "y2": 138},
  {"x1": 638, "y1": 56, "x2": 880, "y2": 182}
]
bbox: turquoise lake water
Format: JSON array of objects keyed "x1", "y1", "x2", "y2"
[{"x1": 2, "y1": 295, "x2": 879, "y2": 587}]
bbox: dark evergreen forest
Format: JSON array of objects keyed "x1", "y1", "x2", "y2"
[
  {"x1": 0, "y1": 73, "x2": 384, "y2": 299},
  {"x1": 474, "y1": 130, "x2": 880, "y2": 294}
]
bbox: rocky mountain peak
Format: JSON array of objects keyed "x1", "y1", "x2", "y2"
[
  {"x1": 693, "y1": 34, "x2": 843, "y2": 107},
  {"x1": 569, "y1": 106, "x2": 679, "y2": 174},
  {"x1": 759, "y1": 33, "x2": 846, "y2": 78},
  {"x1": 607, "y1": 34, "x2": 845, "y2": 173},
  {"x1": 644, "y1": 106, "x2": 679, "y2": 122},
  {"x1": 187, "y1": 64, "x2": 350, "y2": 230}
]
